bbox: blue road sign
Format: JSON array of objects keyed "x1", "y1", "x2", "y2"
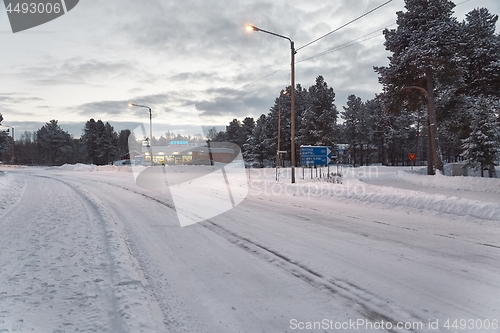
[
  {"x1": 301, "y1": 146, "x2": 332, "y2": 157},
  {"x1": 301, "y1": 156, "x2": 332, "y2": 165},
  {"x1": 300, "y1": 146, "x2": 333, "y2": 166}
]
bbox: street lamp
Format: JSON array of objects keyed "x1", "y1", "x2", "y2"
[
  {"x1": 129, "y1": 103, "x2": 153, "y2": 164},
  {"x1": 246, "y1": 24, "x2": 297, "y2": 183}
]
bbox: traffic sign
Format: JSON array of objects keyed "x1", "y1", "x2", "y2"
[
  {"x1": 301, "y1": 146, "x2": 332, "y2": 157},
  {"x1": 408, "y1": 153, "x2": 416, "y2": 162},
  {"x1": 300, "y1": 146, "x2": 333, "y2": 166},
  {"x1": 301, "y1": 155, "x2": 332, "y2": 165}
]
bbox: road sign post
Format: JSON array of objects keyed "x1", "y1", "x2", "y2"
[{"x1": 408, "y1": 153, "x2": 416, "y2": 172}]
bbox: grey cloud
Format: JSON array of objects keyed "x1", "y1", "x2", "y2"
[
  {"x1": 0, "y1": 93, "x2": 44, "y2": 103},
  {"x1": 196, "y1": 86, "x2": 273, "y2": 118},
  {"x1": 78, "y1": 100, "x2": 133, "y2": 117},
  {"x1": 168, "y1": 71, "x2": 220, "y2": 82},
  {"x1": 18, "y1": 58, "x2": 138, "y2": 85}
]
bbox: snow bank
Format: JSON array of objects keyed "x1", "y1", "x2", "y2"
[
  {"x1": 397, "y1": 170, "x2": 500, "y2": 194},
  {"x1": 55, "y1": 163, "x2": 133, "y2": 172},
  {"x1": 0, "y1": 171, "x2": 25, "y2": 219},
  {"x1": 249, "y1": 170, "x2": 500, "y2": 222},
  {"x1": 56, "y1": 163, "x2": 97, "y2": 171},
  {"x1": 354, "y1": 182, "x2": 500, "y2": 221}
]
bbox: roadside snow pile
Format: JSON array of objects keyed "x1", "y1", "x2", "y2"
[
  {"x1": 250, "y1": 175, "x2": 500, "y2": 222},
  {"x1": 355, "y1": 182, "x2": 500, "y2": 221},
  {"x1": 0, "y1": 171, "x2": 25, "y2": 219},
  {"x1": 96, "y1": 165, "x2": 133, "y2": 172},
  {"x1": 396, "y1": 170, "x2": 500, "y2": 195},
  {"x1": 55, "y1": 164, "x2": 133, "y2": 172},
  {"x1": 57, "y1": 163, "x2": 98, "y2": 171}
]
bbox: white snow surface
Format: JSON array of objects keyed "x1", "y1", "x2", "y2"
[{"x1": 0, "y1": 164, "x2": 499, "y2": 332}]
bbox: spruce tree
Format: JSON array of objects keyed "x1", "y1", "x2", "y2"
[
  {"x1": 36, "y1": 120, "x2": 73, "y2": 165},
  {"x1": 461, "y1": 97, "x2": 500, "y2": 177},
  {"x1": 341, "y1": 95, "x2": 363, "y2": 166},
  {"x1": 461, "y1": 8, "x2": 500, "y2": 98},
  {"x1": 301, "y1": 76, "x2": 337, "y2": 147}
]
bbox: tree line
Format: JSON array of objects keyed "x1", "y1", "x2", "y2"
[
  {"x1": 209, "y1": 1, "x2": 500, "y2": 177},
  {"x1": 0, "y1": 117, "x2": 212, "y2": 166},
  {"x1": 0, "y1": 118, "x2": 131, "y2": 166}
]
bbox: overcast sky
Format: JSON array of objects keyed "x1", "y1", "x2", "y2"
[{"x1": 1, "y1": 0, "x2": 499, "y2": 139}]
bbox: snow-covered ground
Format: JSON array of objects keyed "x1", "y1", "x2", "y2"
[{"x1": 0, "y1": 164, "x2": 499, "y2": 332}]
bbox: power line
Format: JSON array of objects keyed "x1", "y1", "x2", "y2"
[
  {"x1": 296, "y1": 0, "x2": 394, "y2": 51},
  {"x1": 204, "y1": 0, "x2": 473, "y2": 105},
  {"x1": 296, "y1": 23, "x2": 396, "y2": 64},
  {"x1": 295, "y1": 0, "x2": 473, "y2": 65},
  {"x1": 198, "y1": 25, "x2": 394, "y2": 104}
]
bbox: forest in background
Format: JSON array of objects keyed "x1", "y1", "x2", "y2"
[{"x1": 1, "y1": 1, "x2": 499, "y2": 177}]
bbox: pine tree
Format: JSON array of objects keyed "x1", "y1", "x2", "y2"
[
  {"x1": 375, "y1": 0, "x2": 460, "y2": 174},
  {"x1": 82, "y1": 119, "x2": 118, "y2": 165},
  {"x1": 460, "y1": 8, "x2": 500, "y2": 98},
  {"x1": 461, "y1": 97, "x2": 500, "y2": 177},
  {"x1": 341, "y1": 95, "x2": 363, "y2": 167},
  {"x1": 0, "y1": 113, "x2": 12, "y2": 162},
  {"x1": 300, "y1": 76, "x2": 337, "y2": 147},
  {"x1": 36, "y1": 120, "x2": 73, "y2": 165},
  {"x1": 244, "y1": 115, "x2": 269, "y2": 167},
  {"x1": 430, "y1": 8, "x2": 500, "y2": 164},
  {"x1": 100, "y1": 122, "x2": 118, "y2": 164},
  {"x1": 82, "y1": 119, "x2": 98, "y2": 164},
  {"x1": 365, "y1": 99, "x2": 385, "y2": 165},
  {"x1": 240, "y1": 117, "x2": 255, "y2": 158},
  {"x1": 225, "y1": 119, "x2": 242, "y2": 146}
]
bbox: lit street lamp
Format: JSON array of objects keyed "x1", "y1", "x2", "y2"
[
  {"x1": 246, "y1": 24, "x2": 297, "y2": 183},
  {"x1": 129, "y1": 103, "x2": 153, "y2": 164}
]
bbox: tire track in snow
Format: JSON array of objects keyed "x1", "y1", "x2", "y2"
[
  {"x1": 0, "y1": 171, "x2": 27, "y2": 223},
  {"x1": 0, "y1": 173, "x2": 159, "y2": 333},
  {"x1": 45, "y1": 175, "x2": 172, "y2": 333},
  {"x1": 47, "y1": 174, "x2": 205, "y2": 332},
  {"x1": 0, "y1": 173, "x2": 123, "y2": 333},
  {"x1": 200, "y1": 220, "x2": 423, "y2": 333}
]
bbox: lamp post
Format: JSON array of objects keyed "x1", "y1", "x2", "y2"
[
  {"x1": 246, "y1": 24, "x2": 297, "y2": 184},
  {"x1": 129, "y1": 103, "x2": 153, "y2": 164}
]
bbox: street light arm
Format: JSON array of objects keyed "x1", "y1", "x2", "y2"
[
  {"x1": 130, "y1": 103, "x2": 151, "y2": 110},
  {"x1": 247, "y1": 25, "x2": 294, "y2": 49}
]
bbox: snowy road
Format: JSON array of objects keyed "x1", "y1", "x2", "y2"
[{"x1": 1, "y1": 166, "x2": 499, "y2": 332}]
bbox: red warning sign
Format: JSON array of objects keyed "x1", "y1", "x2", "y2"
[{"x1": 408, "y1": 153, "x2": 416, "y2": 162}]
